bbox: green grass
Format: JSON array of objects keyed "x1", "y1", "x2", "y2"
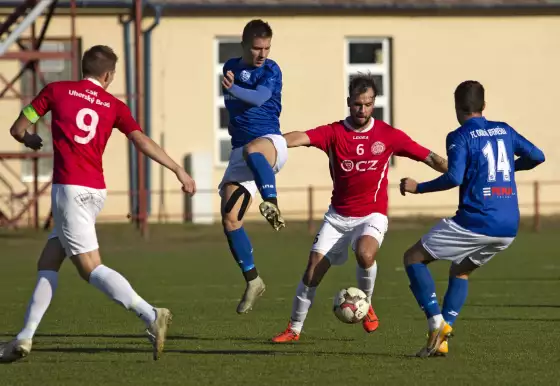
[{"x1": 0, "y1": 222, "x2": 559, "y2": 385}]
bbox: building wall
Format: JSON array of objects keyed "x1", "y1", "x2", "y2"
[{"x1": 0, "y1": 12, "x2": 558, "y2": 224}]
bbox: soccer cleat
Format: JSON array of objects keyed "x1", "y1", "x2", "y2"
[
  {"x1": 259, "y1": 201, "x2": 285, "y2": 231},
  {"x1": 0, "y1": 339, "x2": 32, "y2": 363},
  {"x1": 434, "y1": 338, "x2": 449, "y2": 356},
  {"x1": 416, "y1": 321, "x2": 453, "y2": 358},
  {"x1": 236, "y1": 276, "x2": 266, "y2": 314},
  {"x1": 146, "y1": 307, "x2": 173, "y2": 361},
  {"x1": 362, "y1": 304, "x2": 380, "y2": 333},
  {"x1": 271, "y1": 323, "x2": 300, "y2": 343}
]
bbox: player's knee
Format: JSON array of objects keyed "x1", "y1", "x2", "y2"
[
  {"x1": 356, "y1": 250, "x2": 376, "y2": 269},
  {"x1": 449, "y1": 259, "x2": 478, "y2": 278},
  {"x1": 403, "y1": 245, "x2": 418, "y2": 266},
  {"x1": 244, "y1": 138, "x2": 266, "y2": 156},
  {"x1": 243, "y1": 138, "x2": 276, "y2": 164},
  {"x1": 222, "y1": 214, "x2": 243, "y2": 232}
]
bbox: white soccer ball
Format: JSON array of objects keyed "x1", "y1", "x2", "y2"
[{"x1": 333, "y1": 287, "x2": 370, "y2": 324}]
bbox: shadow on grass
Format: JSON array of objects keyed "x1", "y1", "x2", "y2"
[
  {"x1": 461, "y1": 317, "x2": 560, "y2": 322},
  {"x1": 0, "y1": 333, "x2": 359, "y2": 344},
  {"x1": 30, "y1": 346, "x2": 409, "y2": 359},
  {"x1": 468, "y1": 304, "x2": 560, "y2": 309}
]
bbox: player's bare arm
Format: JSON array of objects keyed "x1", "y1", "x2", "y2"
[
  {"x1": 401, "y1": 153, "x2": 461, "y2": 196},
  {"x1": 283, "y1": 131, "x2": 310, "y2": 148},
  {"x1": 9, "y1": 112, "x2": 43, "y2": 151},
  {"x1": 422, "y1": 151, "x2": 448, "y2": 173},
  {"x1": 128, "y1": 131, "x2": 196, "y2": 195}
]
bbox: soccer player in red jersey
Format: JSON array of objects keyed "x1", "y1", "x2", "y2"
[
  {"x1": 0, "y1": 46, "x2": 195, "y2": 362},
  {"x1": 272, "y1": 74, "x2": 448, "y2": 342}
]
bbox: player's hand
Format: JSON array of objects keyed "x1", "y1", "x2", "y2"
[
  {"x1": 400, "y1": 177, "x2": 418, "y2": 196},
  {"x1": 222, "y1": 71, "x2": 235, "y2": 90},
  {"x1": 23, "y1": 132, "x2": 43, "y2": 150},
  {"x1": 176, "y1": 169, "x2": 196, "y2": 196}
]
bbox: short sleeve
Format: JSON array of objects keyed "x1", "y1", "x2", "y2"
[
  {"x1": 392, "y1": 128, "x2": 431, "y2": 161},
  {"x1": 257, "y1": 63, "x2": 282, "y2": 91},
  {"x1": 305, "y1": 124, "x2": 334, "y2": 153},
  {"x1": 23, "y1": 83, "x2": 54, "y2": 122},
  {"x1": 114, "y1": 100, "x2": 142, "y2": 136}
]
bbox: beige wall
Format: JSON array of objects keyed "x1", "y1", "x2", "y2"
[{"x1": 0, "y1": 13, "x2": 558, "y2": 224}]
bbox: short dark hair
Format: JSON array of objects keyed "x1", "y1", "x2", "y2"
[
  {"x1": 348, "y1": 73, "x2": 379, "y2": 97},
  {"x1": 242, "y1": 19, "x2": 273, "y2": 44},
  {"x1": 81, "y1": 45, "x2": 118, "y2": 78},
  {"x1": 454, "y1": 80, "x2": 485, "y2": 114}
]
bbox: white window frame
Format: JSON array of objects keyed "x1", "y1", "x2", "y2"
[
  {"x1": 344, "y1": 37, "x2": 392, "y2": 125},
  {"x1": 214, "y1": 37, "x2": 241, "y2": 168}
]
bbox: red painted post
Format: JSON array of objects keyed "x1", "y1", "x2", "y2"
[
  {"x1": 134, "y1": 0, "x2": 147, "y2": 238},
  {"x1": 307, "y1": 185, "x2": 314, "y2": 235},
  {"x1": 533, "y1": 181, "x2": 540, "y2": 232}
]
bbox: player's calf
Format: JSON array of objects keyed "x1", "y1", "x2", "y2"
[
  {"x1": 71, "y1": 251, "x2": 159, "y2": 329},
  {"x1": 355, "y1": 236, "x2": 380, "y2": 332}
]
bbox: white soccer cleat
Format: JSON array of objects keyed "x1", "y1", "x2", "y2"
[
  {"x1": 259, "y1": 201, "x2": 285, "y2": 231},
  {"x1": 236, "y1": 276, "x2": 266, "y2": 314},
  {"x1": 0, "y1": 339, "x2": 32, "y2": 363},
  {"x1": 145, "y1": 308, "x2": 173, "y2": 361}
]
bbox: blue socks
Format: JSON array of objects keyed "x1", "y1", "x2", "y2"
[
  {"x1": 225, "y1": 227, "x2": 258, "y2": 282},
  {"x1": 442, "y1": 277, "x2": 468, "y2": 326},
  {"x1": 246, "y1": 152, "x2": 277, "y2": 202},
  {"x1": 406, "y1": 263, "x2": 441, "y2": 318}
]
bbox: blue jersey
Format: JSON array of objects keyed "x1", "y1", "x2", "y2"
[
  {"x1": 223, "y1": 58, "x2": 282, "y2": 148},
  {"x1": 447, "y1": 117, "x2": 538, "y2": 237}
]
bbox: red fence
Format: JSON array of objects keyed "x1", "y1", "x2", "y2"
[
  {"x1": 1, "y1": 180, "x2": 558, "y2": 233},
  {"x1": 96, "y1": 180, "x2": 559, "y2": 232}
]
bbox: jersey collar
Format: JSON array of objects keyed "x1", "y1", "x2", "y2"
[
  {"x1": 343, "y1": 117, "x2": 375, "y2": 133},
  {"x1": 85, "y1": 77, "x2": 103, "y2": 87}
]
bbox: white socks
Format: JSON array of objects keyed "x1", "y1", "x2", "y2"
[
  {"x1": 89, "y1": 265, "x2": 156, "y2": 326},
  {"x1": 356, "y1": 261, "x2": 378, "y2": 304},
  {"x1": 428, "y1": 314, "x2": 445, "y2": 331},
  {"x1": 289, "y1": 262, "x2": 377, "y2": 334},
  {"x1": 17, "y1": 270, "x2": 58, "y2": 340},
  {"x1": 290, "y1": 281, "x2": 317, "y2": 334}
]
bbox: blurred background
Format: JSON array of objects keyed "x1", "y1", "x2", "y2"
[{"x1": 0, "y1": 0, "x2": 559, "y2": 235}]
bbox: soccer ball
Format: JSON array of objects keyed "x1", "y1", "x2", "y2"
[{"x1": 333, "y1": 287, "x2": 369, "y2": 324}]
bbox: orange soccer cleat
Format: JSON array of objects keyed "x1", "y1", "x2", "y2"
[
  {"x1": 362, "y1": 304, "x2": 379, "y2": 333},
  {"x1": 271, "y1": 323, "x2": 300, "y2": 343}
]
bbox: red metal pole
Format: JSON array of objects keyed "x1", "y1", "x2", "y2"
[
  {"x1": 308, "y1": 185, "x2": 314, "y2": 234},
  {"x1": 533, "y1": 181, "x2": 540, "y2": 232},
  {"x1": 70, "y1": 0, "x2": 79, "y2": 81},
  {"x1": 31, "y1": 22, "x2": 39, "y2": 230},
  {"x1": 134, "y1": 0, "x2": 147, "y2": 237}
]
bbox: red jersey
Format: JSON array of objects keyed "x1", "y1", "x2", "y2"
[
  {"x1": 26, "y1": 78, "x2": 141, "y2": 189},
  {"x1": 306, "y1": 118, "x2": 430, "y2": 217}
]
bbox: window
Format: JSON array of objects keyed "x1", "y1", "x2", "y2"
[
  {"x1": 345, "y1": 38, "x2": 393, "y2": 164},
  {"x1": 20, "y1": 40, "x2": 79, "y2": 182},
  {"x1": 215, "y1": 38, "x2": 243, "y2": 166}
]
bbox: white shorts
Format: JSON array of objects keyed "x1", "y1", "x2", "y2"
[
  {"x1": 421, "y1": 218, "x2": 514, "y2": 267},
  {"x1": 218, "y1": 134, "x2": 288, "y2": 198},
  {"x1": 48, "y1": 184, "x2": 107, "y2": 257},
  {"x1": 311, "y1": 206, "x2": 389, "y2": 266}
]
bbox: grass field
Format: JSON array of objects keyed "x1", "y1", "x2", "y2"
[{"x1": 0, "y1": 221, "x2": 559, "y2": 385}]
